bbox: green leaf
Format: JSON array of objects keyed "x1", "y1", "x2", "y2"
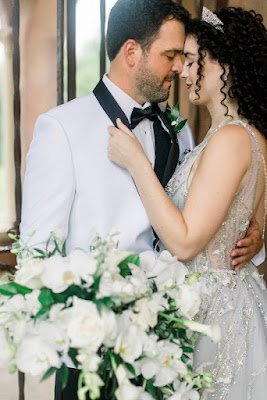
[
  {"x1": 173, "y1": 118, "x2": 187, "y2": 132},
  {"x1": 41, "y1": 367, "x2": 58, "y2": 382},
  {"x1": 60, "y1": 364, "x2": 69, "y2": 390},
  {"x1": 62, "y1": 241, "x2": 67, "y2": 257},
  {"x1": 125, "y1": 363, "x2": 136, "y2": 378},
  {"x1": 33, "y1": 248, "x2": 46, "y2": 256},
  {"x1": 182, "y1": 346, "x2": 194, "y2": 353},
  {"x1": 68, "y1": 348, "x2": 79, "y2": 368},
  {"x1": 171, "y1": 102, "x2": 180, "y2": 119},
  {"x1": 38, "y1": 288, "x2": 54, "y2": 307},
  {"x1": 165, "y1": 103, "x2": 172, "y2": 120},
  {"x1": 8, "y1": 233, "x2": 18, "y2": 240},
  {"x1": 0, "y1": 282, "x2": 32, "y2": 296},
  {"x1": 118, "y1": 254, "x2": 140, "y2": 278},
  {"x1": 146, "y1": 378, "x2": 158, "y2": 398},
  {"x1": 34, "y1": 307, "x2": 50, "y2": 321},
  {"x1": 181, "y1": 354, "x2": 189, "y2": 364}
]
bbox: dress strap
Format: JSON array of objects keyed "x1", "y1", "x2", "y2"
[{"x1": 260, "y1": 150, "x2": 267, "y2": 239}]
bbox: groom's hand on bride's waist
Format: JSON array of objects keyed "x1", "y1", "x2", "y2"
[{"x1": 231, "y1": 217, "x2": 263, "y2": 272}]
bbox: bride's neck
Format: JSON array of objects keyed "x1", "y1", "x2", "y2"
[{"x1": 207, "y1": 99, "x2": 246, "y2": 131}]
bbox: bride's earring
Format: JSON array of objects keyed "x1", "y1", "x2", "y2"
[{"x1": 223, "y1": 74, "x2": 227, "y2": 82}]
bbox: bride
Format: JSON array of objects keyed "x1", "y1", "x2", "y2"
[{"x1": 108, "y1": 7, "x2": 267, "y2": 400}]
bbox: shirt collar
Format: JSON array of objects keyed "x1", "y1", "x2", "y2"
[{"x1": 102, "y1": 74, "x2": 151, "y2": 122}]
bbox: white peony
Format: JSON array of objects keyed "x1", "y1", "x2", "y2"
[
  {"x1": 15, "y1": 258, "x2": 45, "y2": 289},
  {"x1": 67, "y1": 297, "x2": 104, "y2": 351},
  {"x1": 15, "y1": 335, "x2": 60, "y2": 375}
]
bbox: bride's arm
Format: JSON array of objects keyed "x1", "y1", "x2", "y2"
[{"x1": 108, "y1": 119, "x2": 252, "y2": 261}]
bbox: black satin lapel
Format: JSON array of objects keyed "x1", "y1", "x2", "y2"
[
  {"x1": 157, "y1": 107, "x2": 180, "y2": 187},
  {"x1": 93, "y1": 80, "x2": 130, "y2": 129}
]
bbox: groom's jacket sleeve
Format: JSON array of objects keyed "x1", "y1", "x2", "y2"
[{"x1": 20, "y1": 113, "x2": 75, "y2": 250}]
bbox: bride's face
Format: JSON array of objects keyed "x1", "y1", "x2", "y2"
[{"x1": 180, "y1": 36, "x2": 226, "y2": 106}]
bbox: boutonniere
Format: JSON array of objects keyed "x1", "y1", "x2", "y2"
[{"x1": 164, "y1": 102, "x2": 187, "y2": 133}]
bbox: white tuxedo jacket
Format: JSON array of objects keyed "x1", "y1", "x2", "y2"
[{"x1": 20, "y1": 78, "x2": 194, "y2": 255}]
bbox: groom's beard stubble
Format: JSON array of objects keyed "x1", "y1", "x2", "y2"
[{"x1": 135, "y1": 59, "x2": 176, "y2": 104}]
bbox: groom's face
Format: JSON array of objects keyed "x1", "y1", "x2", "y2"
[{"x1": 135, "y1": 19, "x2": 185, "y2": 103}]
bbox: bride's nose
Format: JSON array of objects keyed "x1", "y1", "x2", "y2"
[{"x1": 179, "y1": 63, "x2": 188, "y2": 79}]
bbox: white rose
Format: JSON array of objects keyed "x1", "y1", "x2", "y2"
[
  {"x1": 171, "y1": 284, "x2": 201, "y2": 319},
  {"x1": 67, "y1": 297, "x2": 104, "y2": 351},
  {"x1": 15, "y1": 258, "x2": 45, "y2": 289},
  {"x1": 16, "y1": 335, "x2": 60, "y2": 375},
  {"x1": 0, "y1": 327, "x2": 16, "y2": 367}
]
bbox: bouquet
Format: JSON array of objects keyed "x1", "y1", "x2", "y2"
[{"x1": 0, "y1": 230, "x2": 220, "y2": 400}]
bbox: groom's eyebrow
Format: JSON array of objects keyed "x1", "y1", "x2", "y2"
[
  {"x1": 164, "y1": 48, "x2": 183, "y2": 54},
  {"x1": 183, "y1": 51, "x2": 196, "y2": 57}
]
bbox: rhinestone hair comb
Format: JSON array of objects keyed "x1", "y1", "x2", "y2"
[{"x1": 201, "y1": 6, "x2": 224, "y2": 32}]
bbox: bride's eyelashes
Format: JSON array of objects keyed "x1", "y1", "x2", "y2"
[{"x1": 186, "y1": 61, "x2": 193, "y2": 67}]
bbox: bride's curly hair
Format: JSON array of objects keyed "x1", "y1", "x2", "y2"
[{"x1": 186, "y1": 7, "x2": 267, "y2": 138}]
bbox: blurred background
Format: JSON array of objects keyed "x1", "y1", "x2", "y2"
[{"x1": 0, "y1": 0, "x2": 266, "y2": 399}]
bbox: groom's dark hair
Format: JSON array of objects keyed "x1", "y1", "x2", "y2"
[{"x1": 107, "y1": 0, "x2": 190, "y2": 61}]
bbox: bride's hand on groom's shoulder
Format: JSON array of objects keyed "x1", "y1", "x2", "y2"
[{"x1": 108, "y1": 118, "x2": 147, "y2": 172}]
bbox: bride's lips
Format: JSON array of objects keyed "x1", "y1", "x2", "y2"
[{"x1": 186, "y1": 84, "x2": 192, "y2": 90}]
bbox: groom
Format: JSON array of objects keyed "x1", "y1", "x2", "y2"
[{"x1": 20, "y1": 0, "x2": 263, "y2": 399}]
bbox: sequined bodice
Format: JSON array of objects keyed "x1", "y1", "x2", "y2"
[{"x1": 165, "y1": 120, "x2": 261, "y2": 274}]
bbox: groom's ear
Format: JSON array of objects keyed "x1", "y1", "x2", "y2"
[{"x1": 123, "y1": 39, "x2": 142, "y2": 67}]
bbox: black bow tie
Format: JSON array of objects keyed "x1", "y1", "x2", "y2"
[{"x1": 130, "y1": 104, "x2": 159, "y2": 129}]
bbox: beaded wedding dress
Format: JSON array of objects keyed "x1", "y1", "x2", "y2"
[{"x1": 165, "y1": 121, "x2": 267, "y2": 399}]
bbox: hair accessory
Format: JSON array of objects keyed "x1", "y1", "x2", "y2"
[{"x1": 201, "y1": 6, "x2": 224, "y2": 32}]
